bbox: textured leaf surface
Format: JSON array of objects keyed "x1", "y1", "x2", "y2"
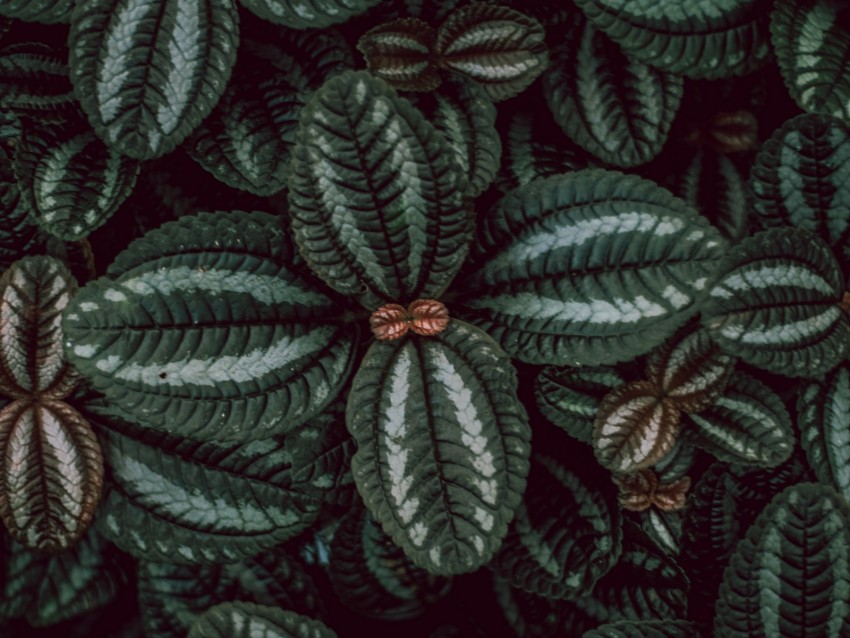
[
  {"x1": 583, "y1": 620, "x2": 706, "y2": 638},
  {"x1": 0, "y1": 256, "x2": 78, "y2": 398},
  {"x1": 573, "y1": 0, "x2": 772, "y2": 79},
  {"x1": 638, "y1": 507, "x2": 683, "y2": 557},
  {"x1": 686, "y1": 372, "x2": 794, "y2": 467},
  {"x1": 535, "y1": 365, "x2": 625, "y2": 444},
  {"x1": 593, "y1": 381, "x2": 681, "y2": 473},
  {"x1": 0, "y1": 146, "x2": 39, "y2": 269},
  {"x1": 0, "y1": 399, "x2": 103, "y2": 553},
  {"x1": 701, "y1": 227, "x2": 850, "y2": 377},
  {"x1": 434, "y1": 4, "x2": 548, "y2": 101},
  {"x1": 0, "y1": 1, "x2": 72, "y2": 22},
  {"x1": 358, "y1": 18, "x2": 439, "y2": 92},
  {"x1": 188, "y1": 602, "x2": 337, "y2": 638},
  {"x1": 239, "y1": 0, "x2": 380, "y2": 29},
  {"x1": 289, "y1": 70, "x2": 470, "y2": 308},
  {"x1": 0, "y1": 533, "x2": 47, "y2": 618},
  {"x1": 715, "y1": 482, "x2": 850, "y2": 637},
  {"x1": 771, "y1": 0, "x2": 850, "y2": 122},
  {"x1": 490, "y1": 453, "x2": 622, "y2": 600},
  {"x1": 0, "y1": 43, "x2": 74, "y2": 111},
  {"x1": 347, "y1": 320, "x2": 530, "y2": 575},
  {"x1": 750, "y1": 113, "x2": 850, "y2": 254},
  {"x1": 63, "y1": 211, "x2": 357, "y2": 441},
  {"x1": 543, "y1": 12, "x2": 683, "y2": 167},
  {"x1": 69, "y1": 0, "x2": 239, "y2": 159},
  {"x1": 461, "y1": 170, "x2": 727, "y2": 365},
  {"x1": 14, "y1": 117, "x2": 139, "y2": 240}
]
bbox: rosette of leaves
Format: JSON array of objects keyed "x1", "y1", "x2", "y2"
[{"x1": 0, "y1": 256, "x2": 103, "y2": 554}]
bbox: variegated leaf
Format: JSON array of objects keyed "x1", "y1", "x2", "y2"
[
  {"x1": 239, "y1": 0, "x2": 380, "y2": 29},
  {"x1": 69, "y1": 0, "x2": 239, "y2": 159},
  {"x1": 188, "y1": 602, "x2": 338, "y2": 638},
  {"x1": 490, "y1": 453, "x2": 622, "y2": 600},
  {"x1": 138, "y1": 547, "x2": 324, "y2": 638},
  {"x1": 701, "y1": 227, "x2": 850, "y2": 377},
  {"x1": 14, "y1": 115, "x2": 139, "y2": 240},
  {"x1": 461, "y1": 170, "x2": 728, "y2": 366},
  {"x1": 593, "y1": 381, "x2": 681, "y2": 473},
  {"x1": 0, "y1": 43, "x2": 74, "y2": 112},
  {"x1": 645, "y1": 325, "x2": 735, "y2": 413},
  {"x1": 771, "y1": 0, "x2": 850, "y2": 122},
  {"x1": 715, "y1": 483, "x2": 850, "y2": 637},
  {"x1": 535, "y1": 365, "x2": 625, "y2": 444},
  {"x1": 63, "y1": 211, "x2": 357, "y2": 441},
  {"x1": 0, "y1": 399, "x2": 103, "y2": 553},
  {"x1": 347, "y1": 320, "x2": 530, "y2": 576},
  {"x1": 653, "y1": 438, "x2": 697, "y2": 483},
  {"x1": 573, "y1": 0, "x2": 773, "y2": 79},
  {"x1": 638, "y1": 508, "x2": 684, "y2": 556},
  {"x1": 288, "y1": 70, "x2": 471, "y2": 309},
  {"x1": 749, "y1": 113, "x2": 850, "y2": 255},
  {"x1": 358, "y1": 18, "x2": 439, "y2": 92},
  {"x1": 0, "y1": 1, "x2": 73, "y2": 23},
  {"x1": 685, "y1": 372, "x2": 794, "y2": 468},
  {"x1": 434, "y1": 4, "x2": 548, "y2": 102},
  {"x1": 0, "y1": 256, "x2": 78, "y2": 399},
  {"x1": 543, "y1": 11, "x2": 683, "y2": 168},
  {"x1": 583, "y1": 620, "x2": 707, "y2": 638},
  {"x1": 799, "y1": 362, "x2": 850, "y2": 504}
]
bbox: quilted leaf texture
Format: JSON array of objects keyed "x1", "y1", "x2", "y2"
[
  {"x1": 239, "y1": 0, "x2": 380, "y2": 29},
  {"x1": 358, "y1": 18, "x2": 439, "y2": 92},
  {"x1": 187, "y1": 601, "x2": 338, "y2": 638},
  {"x1": 0, "y1": 0, "x2": 74, "y2": 23}
]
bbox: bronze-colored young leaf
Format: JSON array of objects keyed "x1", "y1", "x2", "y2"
[
  {"x1": 0, "y1": 256, "x2": 78, "y2": 399},
  {"x1": 0, "y1": 398, "x2": 103, "y2": 553},
  {"x1": 358, "y1": 18, "x2": 440, "y2": 91},
  {"x1": 593, "y1": 380, "x2": 681, "y2": 473},
  {"x1": 434, "y1": 4, "x2": 548, "y2": 101}
]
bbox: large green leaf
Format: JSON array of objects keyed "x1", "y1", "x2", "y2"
[
  {"x1": 461, "y1": 170, "x2": 727, "y2": 365},
  {"x1": 771, "y1": 0, "x2": 850, "y2": 123},
  {"x1": 573, "y1": 0, "x2": 772, "y2": 79},
  {"x1": 715, "y1": 482, "x2": 850, "y2": 637},
  {"x1": 288, "y1": 70, "x2": 471, "y2": 309},
  {"x1": 187, "y1": 602, "x2": 337, "y2": 638},
  {"x1": 701, "y1": 227, "x2": 850, "y2": 378},
  {"x1": 239, "y1": 0, "x2": 380, "y2": 29},
  {"x1": 63, "y1": 211, "x2": 358, "y2": 442},
  {"x1": 543, "y1": 11, "x2": 683, "y2": 168},
  {"x1": 0, "y1": 1, "x2": 73, "y2": 23},
  {"x1": 347, "y1": 320, "x2": 530, "y2": 576},
  {"x1": 69, "y1": 0, "x2": 240, "y2": 159}
]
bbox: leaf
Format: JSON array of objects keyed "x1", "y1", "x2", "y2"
[
  {"x1": 0, "y1": 399, "x2": 103, "y2": 553},
  {"x1": 63, "y1": 211, "x2": 358, "y2": 442},
  {"x1": 493, "y1": 578, "x2": 568, "y2": 638},
  {"x1": 434, "y1": 4, "x2": 548, "y2": 102},
  {"x1": 357, "y1": 18, "x2": 440, "y2": 92},
  {"x1": 69, "y1": 0, "x2": 240, "y2": 159},
  {"x1": 0, "y1": 43, "x2": 74, "y2": 112},
  {"x1": 637, "y1": 508, "x2": 684, "y2": 556},
  {"x1": 593, "y1": 381, "x2": 681, "y2": 473},
  {"x1": 187, "y1": 602, "x2": 338, "y2": 638},
  {"x1": 239, "y1": 0, "x2": 380, "y2": 29},
  {"x1": 582, "y1": 620, "x2": 707, "y2": 638},
  {"x1": 138, "y1": 547, "x2": 324, "y2": 638},
  {"x1": 771, "y1": 0, "x2": 850, "y2": 123},
  {"x1": 14, "y1": 115, "x2": 139, "y2": 240},
  {"x1": 799, "y1": 362, "x2": 850, "y2": 504},
  {"x1": 460, "y1": 170, "x2": 728, "y2": 366},
  {"x1": 715, "y1": 482, "x2": 850, "y2": 637},
  {"x1": 346, "y1": 320, "x2": 531, "y2": 576},
  {"x1": 535, "y1": 365, "x2": 625, "y2": 444},
  {"x1": 645, "y1": 325, "x2": 735, "y2": 413},
  {"x1": 0, "y1": 1, "x2": 73, "y2": 23},
  {"x1": 288, "y1": 70, "x2": 471, "y2": 308},
  {"x1": 490, "y1": 453, "x2": 623, "y2": 600},
  {"x1": 685, "y1": 371, "x2": 794, "y2": 467},
  {"x1": 543, "y1": 11, "x2": 683, "y2": 168},
  {"x1": 0, "y1": 533, "x2": 49, "y2": 618},
  {"x1": 749, "y1": 113, "x2": 850, "y2": 256},
  {"x1": 573, "y1": 0, "x2": 773, "y2": 79},
  {"x1": 701, "y1": 227, "x2": 850, "y2": 378}
]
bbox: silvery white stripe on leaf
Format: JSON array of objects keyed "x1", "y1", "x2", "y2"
[{"x1": 239, "y1": 0, "x2": 381, "y2": 29}]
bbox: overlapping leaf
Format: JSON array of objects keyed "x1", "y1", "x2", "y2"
[
  {"x1": 69, "y1": 0, "x2": 240, "y2": 159},
  {"x1": 749, "y1": 113, "x2": 850, "y2": 255},
  {"x1": 347, "y1": 320, "x2": 530, "y2": 575},
  {"x1": 239, "y1": 0, "x2": 380, "y2": 29},
  {"x1": 573, "y1": 0, "x2": 773, "y2": 79},
  {"x1": 434, "y1": 4, "x2": 548, "y2": 101},
  {"x1": 187, "y1": 602, "x2": 337, "y2": 638},
  {"x1": 288, "y1": 70, "x2": 471, "y2": 308},
  {"x1": 461, "y1": 170, "x2": 728, "y2": 365},
  {"x1": 715, "y1": 482, "x2": 850, "y2": 637},
  {"x1": 543, "y1": 12, "x2": 683, "y2": 168},
  {"x1": 0, "y1": 1, "x2": 73, "y2": 23},
  {"x1": 358, "y1": 18, "x2": 439, "y2": 91},
  {"x1": 63, "y1": 211, "x2": 358, "y2": 441},
  {"x1": 583, "y1": 620, "x2": 707, "y2": 638},
  {"x1": 638, "y1": 508, "x2": 683, "y2": 557},
  {"x1": 0, "y1": 43, "x2": 74, "y2": 112},
  {"x1": 771, "y1": 0, "x2": 850, "y2": 123},
  {"x1": 701, "y1": 227, "x2": 850, "y2": 377}
]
